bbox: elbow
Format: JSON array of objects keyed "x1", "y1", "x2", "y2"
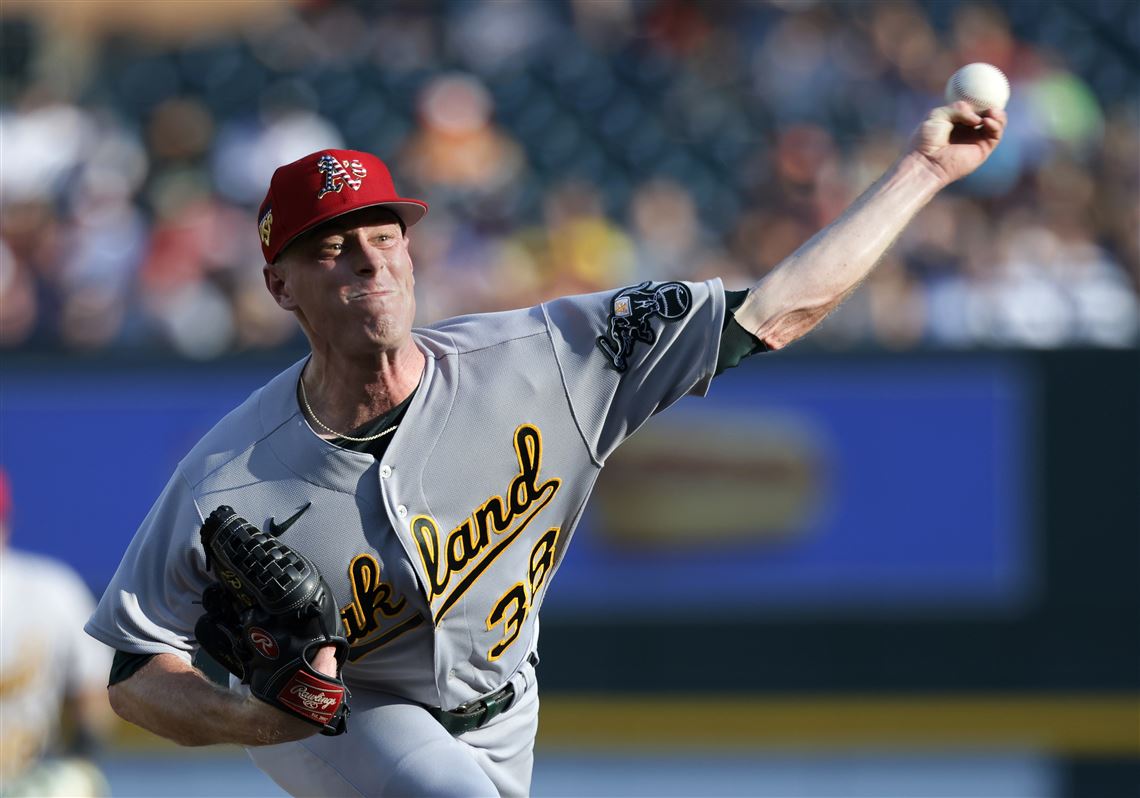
[
  {"x1": 758, "y1": 333, "x2": 790, "y2": 352},
  {"x1": 107, "y1": 682, "x2": 133, "y2": 724},
  {"x1": 756, "y1": 305, "x2": 834, "y2": 351},
  {"x1": 737, "y1": 284, "x2": 841, "y2": 352}
]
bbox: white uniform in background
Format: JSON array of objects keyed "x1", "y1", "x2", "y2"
[{"x1": 1, "y1": 548, "x2": 111, "y2": 797}]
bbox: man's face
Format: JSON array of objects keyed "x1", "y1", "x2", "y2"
[{"x1": 264, "y1": 207, "x2": 416, "y2": 355}]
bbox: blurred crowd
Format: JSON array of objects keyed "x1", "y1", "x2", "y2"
[{"x1": 1, "y1": 0, "x2": 1137, "y2": 357}]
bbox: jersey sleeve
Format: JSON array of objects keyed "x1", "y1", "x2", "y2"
[
  {"x1": 84, "y1": 467, "x2": 209, "y2": 662},
  {"x1": 542, "y1": 278, "x2": 725, "y2": 463}
]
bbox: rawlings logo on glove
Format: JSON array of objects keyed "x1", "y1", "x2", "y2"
[{"x1": 194, "y1": 506, "x2": 351, "y2": 736}]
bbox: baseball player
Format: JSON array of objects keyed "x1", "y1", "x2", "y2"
[
  {"x1": 0, "y1": 468, "x2": 114, "y2": 797},
  {"x1": 86, "y1": 102, "x2": 1004, "y2": 797}
]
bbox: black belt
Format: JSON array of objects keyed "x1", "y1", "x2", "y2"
[{"x1": 428, "y1": 653, "x2": 537, "y2": 736}]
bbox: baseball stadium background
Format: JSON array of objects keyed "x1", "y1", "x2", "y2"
[{"x1": 1, "y1": 0, "x2": 1137, "y2": 796}]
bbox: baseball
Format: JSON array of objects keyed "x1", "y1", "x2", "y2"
[{"x1": 945, "y1": 63, "x2": 1010, "y2": 112}]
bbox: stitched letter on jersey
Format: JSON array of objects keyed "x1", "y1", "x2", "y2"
[
  {"x1": 340, "y1": 554, "x2": 424, "y2": 662},
  {"x1": 411, "y1": 424, "x2": 561, "y2": 626},
  {"x1": 485, "y1": 525, "x2": 560, "y2": 659}
]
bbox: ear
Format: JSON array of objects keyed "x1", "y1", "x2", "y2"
[{"x1": 263, "y1": 263, "x2": 299, "y2": 311}]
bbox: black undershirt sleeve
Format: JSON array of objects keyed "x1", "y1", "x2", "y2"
[
  {"x1": 110, "y1": 649, "x2": 157, "y2": 686},
  {"x1": 715, "y1": 288, "x2": 768, "y2": 375}
]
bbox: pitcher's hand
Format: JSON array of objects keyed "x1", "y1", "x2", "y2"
[{"x1": 908, "y1": 101, "x2": 1007, "y2": 186}]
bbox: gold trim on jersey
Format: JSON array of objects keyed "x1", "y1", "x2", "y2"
[
  {"x1": 484, "y1": 526, "x2": 562, "y2": 660},
  {"x1": 341, "y1": 554, "x2": 407, "y2": 637},
  {"x1": 340, "y1": 553, "x2": 421, "y2": 662},
  {"x1": 485, "y1": 581, "x2": 527, "y2": 661},
  {"x1": 528, "y1": 526, "x2": 559, "y2": 593},
  {"x1": 412, "y1": 424, "x2": 561, "y2": 625},
  {"x1": 346, "y1": 614, "x2": 425, "y2": 662}
]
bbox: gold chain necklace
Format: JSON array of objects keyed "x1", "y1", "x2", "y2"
[{"x1": 299, "y1": 378, "x2": 398, "y2": 443}]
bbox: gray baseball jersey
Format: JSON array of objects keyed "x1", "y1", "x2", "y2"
[{"x1": 86, "y1": 278, "x2": 725, "y2": 795}]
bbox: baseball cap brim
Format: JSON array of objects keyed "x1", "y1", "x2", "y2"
[{"x1": 274, "y1": 199, "x2": 429, "y2": 262}]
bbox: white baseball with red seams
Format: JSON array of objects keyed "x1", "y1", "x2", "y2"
[{"x1": 945, "y1": 63, "x2": 1010, "y2": 112}]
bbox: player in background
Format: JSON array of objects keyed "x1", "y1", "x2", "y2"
[{"x1": 0, "y1": 467, "x2": 116, "y2": 797}]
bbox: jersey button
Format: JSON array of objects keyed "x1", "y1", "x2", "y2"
[
  {"x1": 380, "y1": 464, "x2": 392, "y2": 478},
  {"x1": 396, "y1": 505, "x2": 408, "y2": 518}
]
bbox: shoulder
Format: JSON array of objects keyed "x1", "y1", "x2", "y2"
[
  {"x1": 415, "y1": 305, "x2": 549, "y2": 357},
  {"x1": 414, "y1": 280, "x2": 723, "y2": 358},
  {"x1": 543, "y1": 279, "x2": 722, "y2": 347},
  {"x1": 543, "y1": 280, "x2": 719, "y2": 323},
  {"x1": 177, "y1": 358, "x2": 306, "y2": 488}
]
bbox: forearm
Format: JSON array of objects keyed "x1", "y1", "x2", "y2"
[
  {"x1": 107, "y1": 653, "x2": 319, "y2": 747},
  {"x1": 735, "y1": 152, "x2": 945, "y2": 349}
]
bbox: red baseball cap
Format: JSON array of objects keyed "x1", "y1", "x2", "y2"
[{"x1": 257, "y1": 149, "x2": 428, "y2": 263}]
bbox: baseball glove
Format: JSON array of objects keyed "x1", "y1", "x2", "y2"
[{"x1": 194, "y1": 505, "x2": 351, "y2": 736}]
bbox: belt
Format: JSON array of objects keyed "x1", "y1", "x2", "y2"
[
  {"x1": 428, "y1": 683, "x2": 516, "y2": 736},
  {"x1": 428, "y1": 653, "x2": 537, "y2": 736}
]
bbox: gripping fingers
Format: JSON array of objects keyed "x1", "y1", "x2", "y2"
[
  {"x1": 945, "y1": 103, "x2": 1006, "y2": 137},
  {"x1": 945, "y1": 100, "x2": 985, "y2": 128},
  {"x1": 979, "y1": 109, "x2": 1007, "y2": 137}
]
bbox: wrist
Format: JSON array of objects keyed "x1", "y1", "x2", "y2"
[
  {"x1": 241, "y1": 695, "x2": 322, "y2": 746},
  {"x1": 894, "y1": 151, "x2": 952, "y2": 195}
]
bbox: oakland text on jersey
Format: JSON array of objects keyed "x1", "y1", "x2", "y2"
[
  {"x1": 411, "y1": 424, "x2": 561, "y2": 625},
  {"x1": 340, "y1": 553, "x2": 424, "y2": 662}
]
